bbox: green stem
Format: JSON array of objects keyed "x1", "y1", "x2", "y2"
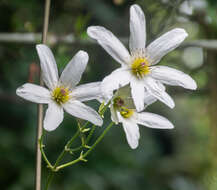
[
  {"x1": 78, "y1": 122, "x2": 86, "y2": 147},
  {"x1": 55, "y1": 128, "x2": 80, "y2": 167},
  {"x1": 43, "y1": 103, "x2": 111, "y2": 189},
  {"x1": 82, "y1": 121, "x2": 89, "y2": 129},
  {"x1": 85, "y1": 125, "x2": 96, "y2": 144},
  {"x1": 56, "y1": 122, "x2": 114, "y2": 171},
  {"x1": 69, "y1": 145, "x2": 82, "y2": 152},
  {"x1": 39, "y1": 134, "x2": 53, "y2": 170},
  {"x1": 43, "y1": 128, "x2": 80, "y2": 190},
  {"x1": 99, "y1": 100, "x2": 111, "y2": 116},
  {"x1": 84, "y1": 101, "x2": 111, "y2": 146},
  {"x1": 65, "y1": 124, "x2": 96, "y2": 153},
  {"x1": 83, "y1": 122, "x2": 113, "y2": 157},
  {"x1": 44, "y1": 171, "x2": 54, "y2": 190}
]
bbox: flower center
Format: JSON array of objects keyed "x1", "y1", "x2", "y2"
[
  {"x1": 131, "y1": 57, "x2": 150, "y2": 78},
  {"x1": 113, "y1": 97, "x2": 134, "y2": 118},
  {"x1": 120, "y1": 107, "x2": 134, "y2": 118},
  {"x1": 52, "y1": 86, "x2": 70, "y2": 105},
  {"x1": 113, "y1": 96, "x2": 125, "y2": 108}
]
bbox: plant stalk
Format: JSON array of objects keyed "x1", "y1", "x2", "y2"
[
  {"x1": 56, "y1": 122, "x2": 114, "y2": 170},
  {"x1": 35, "y1": 0, "x2": 51, "y2": 190}
]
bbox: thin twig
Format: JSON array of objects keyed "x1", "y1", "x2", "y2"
[
  {"x1": 39, "y1": 135, "x2": 53, "y2": 170},
  {"x1": 43, "y1": 128, "x2": 80, "y2": 190},
  {"x1": 56, "y1": 122, "x2": 114, "y2": 171},
  {"x1": 35, "y1": 0, "x2": 51, "y2": 190}
]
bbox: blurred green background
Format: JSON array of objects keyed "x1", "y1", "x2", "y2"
[{"x1": 0, "y1": 0, "x2": 217, "y2": 189}]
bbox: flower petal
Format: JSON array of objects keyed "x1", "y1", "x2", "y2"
[
  {"x1": 63, "y1": 100, "x2": 103, "y2": 126},
  {"x1": 101, "y1": 68, "x2": 131, "y2": 100},
  {"x1": 87, "y1": 26, "x2": 131, "y2": 65},
  {"x1": 60, "y1": 51, "x2": 88, "y2": 89},
  {"x1": 71, "y1": 82, "x2": 102, "y2": 102},
  {"x1": 110, "y1": 105, "x2": 119, "y2": 124},
  {"x1": 130, "y1": 78, "x2": 145, "y2": 112},
  {"x1": 44, "y1": 102, "x2": 64, "y2": 131},
  {"x1": 144, "y1": 77, "x2": 175, "y2": 108},
  {"x1": 151, "y1": 66, "x2": 197, "y2": 90},
  {"x1": 36, "y1": 44, "x2": 59, "y2": 90},
  {"x1": 147, "y1": 28, "x2": 188, "y2": 65},
  {"x1": 143, "y1": 91, "x2": 157, "y2": 108},
  {"x1": 129, "y1": 4, "x2": 146, "y2": 53},
  {"x1": 136, "y1": 112, "x2": 174, "y2": 129},
  {"x1": 143, "y1": 83, "x2": 165, "y2": 108},
  {"x1": 118, "y1": 113, "x2": 140, "y2": 149},
  {"x1": 16, "y1": 83, "x2": 51, "y2": 104}
]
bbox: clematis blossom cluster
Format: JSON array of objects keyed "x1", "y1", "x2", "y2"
[{"x1": 16, "y1": 4, "x2": 197, "y2": 149}]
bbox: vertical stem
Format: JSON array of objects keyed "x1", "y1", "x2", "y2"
[
  {"x1": 207, "y1": 50, "x2": 217, "y2": 165},
  {"x1": 35, "y1": 0, "x2": 51, "y2": 190},
  {"x1": 44, "y1": 172, "x2": 54, "y2": 190}
]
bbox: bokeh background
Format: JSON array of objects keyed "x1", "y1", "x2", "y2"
[{"x1": 0, "y1": 0, "x2": 217, "y2": 189}]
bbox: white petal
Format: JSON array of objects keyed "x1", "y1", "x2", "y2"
[
  {"x1": 143, "y1": 91, "x2": 157, "y2": 108},
  {"x1": 87, "y1": 26, "x2": 131, "y2": 65},
  {"x1": 144, "y1": 77, "x2": 175, "y2": 108},
  {"x1": 118, "y1": 113, "x2": 140, "y2": 149},
  {"x1": 71, "y1": 82, "x2": 102, "y2": 102},
  {"x1": 130, "y1": 78, "x2": 145, "y2": 112},
  {"x1": 129, "y1": 4, "x2": 146, "y2": 52},
  {"x1": 151, "y1": 66, "x2": 197, "y2": 90},
  {"x1": 110, "y1": 105, "x2": 119, "y2": 124},
  {"x1": 156, "y1": 81, "x2": 166, "y2": 91},
  {"x1": 60, "y1": 51, "x2": 88, "y2": 89},
  {"x1": 143, "y1": 83, "x2": 165, "y2": 108},
  {"x1": 136, "y1": 112, "x2": 174, "y2": 129},
  {"x1": 36, "y1": 44, "x2": 59, "y2": 90},
  {"x1": 44, "y1": 102, "x2": 64, "y2": 131},
  {"x1": 147, "y1": 28, "x2": 188, "y2": 65},
  {"x1": 97, "y1": 97, "x2": 106, "y2": 104},
  {"x1": 101, "y1": 68, "x2": 131, "y2": 100},
  {"x1": 16, "y1": 83, "x2": 51, "y2": 104},
  {"x1": 63, "y1": 100, "x2": 103, "y2": 126}
]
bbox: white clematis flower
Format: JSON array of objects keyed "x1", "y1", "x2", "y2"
[
  {"x1": 16, "y1": 44, "x2": 103, "y2": 131},
  {"x1": 109, "y1": 85, "x2": 174, "y2": 149},
  {"x1": 87, "y1": 4, "x2": 197, "y2": 112}
]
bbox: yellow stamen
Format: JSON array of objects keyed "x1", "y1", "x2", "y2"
[
  {"x1": 131, "y1": 57, "x2": 150, "y2": 78},
  {"x1": 120, "y1": 107, "x2": 134, "y2": 118},
  {"x1": 52, "y1": 86, "x2": 70, "y2": 105}
]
